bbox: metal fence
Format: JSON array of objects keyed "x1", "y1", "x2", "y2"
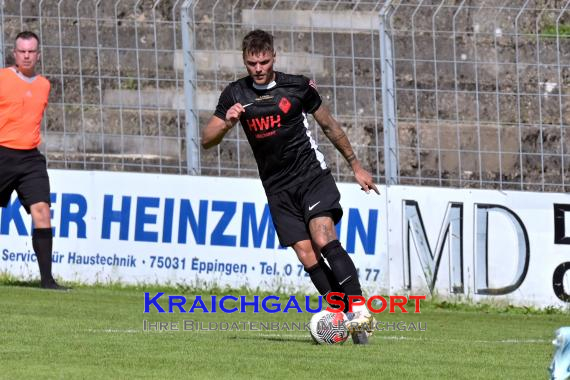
[
  {"x1": 1, "y1": 0, "x2": 188, "y2": 173},
  {"x1": 381, "y1": 0, "x2": 570, "y2": 191},
  {"x1": 0, "y1": 0, "x2": 385, "y2": 182},
  {"x1": 1, "y1": 0, "x2": 569, "y2": 191},
  {"x1": 185, "y1": 0, "x2": 385, "y2": 183}
]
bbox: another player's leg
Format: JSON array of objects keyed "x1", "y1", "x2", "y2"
[
  {"x1": 549, "y1": 327, "x2": 570, "y2": 380},
  {"x1": 30, "y1": 202, "x2": 67, "y2": 290}
]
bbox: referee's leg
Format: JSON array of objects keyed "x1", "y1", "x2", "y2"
[{"x1": 30, "y1": 201, "x2": 67, "y2": 290}]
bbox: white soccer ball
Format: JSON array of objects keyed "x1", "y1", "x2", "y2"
[{"x1": 309, "y1": 310, "x2": 350, "y2": 344}]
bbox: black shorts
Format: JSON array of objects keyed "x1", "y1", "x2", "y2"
[
  {"x1": 267, "y1": 170, "x2": 343, "y2": 247},
  {"x1": 0, "y1": 146, "x2": 51, "y2": 214}
]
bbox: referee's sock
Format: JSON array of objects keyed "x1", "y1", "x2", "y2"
[
  {"x1": 321, "y1": 240, "x2": 363, "y2": 298},
  {"x1": 33, "y1": 228, "x2": 66, "y2": 290}
]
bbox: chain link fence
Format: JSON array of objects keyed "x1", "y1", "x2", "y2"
[
  {"x1": 1, "y1": 0, "x2": 568, "y2": 191},
  {"x1": 185, "y1": 0, "x2": 384, "y2": 182},
  {"x1": 2, "y1": 0, "x2": 188, "y2": 173},
  {"x1": 382, "y1": 0, "x2": 570, "y2": 191}
]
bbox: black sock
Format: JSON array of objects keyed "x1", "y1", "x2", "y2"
[
  {"x1": 32, "y1": 228, "x2": 55, "y2": 285},
  {"x1": 318, "y1": 258, "x2": 342, "y2": 293},
  {"x1": 321, "y1": 240, "x2": 363, "y2": 298},
  {"x1": 305, "y1": 262, "x2": 332, "y2": 296},
  {"x1": 305, "y1": 262, "x2": 344, "y2": 311},
  {"x1": 318, "y1": 258, "x2": 350, "y2": 312}
]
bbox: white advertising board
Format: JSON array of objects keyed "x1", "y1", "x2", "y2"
[
  {"x1": 2, "y1": 170, "x2": 569, "y2": 308},
  {"x1": 386, "y1": 186, "x2": 570, "y2": 308},
  {"x1": 0, "y1": 170, "x2": 387, "y2": 294}
]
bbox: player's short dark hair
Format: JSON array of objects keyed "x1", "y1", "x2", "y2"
[
  {"x1": 242, "y1": 29, "x2": 274, "y2": 57},
  {"x1": 15, "y1": 31, "x2": 39, "y2": 45}
]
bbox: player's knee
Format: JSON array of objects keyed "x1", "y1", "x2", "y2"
[
  {"x1": 308, "y1": 219, "x2": 338, "y2": 249},
  {"x1": 298, "y1": 254, "x2": 318, "y2": 268},
  {"x1": 293, "y1": 243, "x2": 318, "y2": 267},
  {"x1": 30, "y1": 202, "x2": 51, "y2": 227},
  {"x1": 312, "y1": 236, "x2": 336, "y2": 252}
]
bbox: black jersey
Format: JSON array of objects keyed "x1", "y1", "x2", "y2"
[{"x1": 214, "y1": 71, "x2": 329, "y2": 194}]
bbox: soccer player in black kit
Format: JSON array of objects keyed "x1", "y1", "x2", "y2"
[{"x1": 202, "y1": 29, "x2": 379, "y2": 344}]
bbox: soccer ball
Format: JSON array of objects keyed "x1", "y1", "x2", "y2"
[{"x1": 309, "y1": 310, "x2": 350, "y2": 344}]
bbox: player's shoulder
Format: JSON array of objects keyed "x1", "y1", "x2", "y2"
[
  {"x1": 36, "y1": 74, "x2": 50, "y2": 88},
  {"x1": 227, "y1": 75, "x2": 250, "y2": 88},
  {"x1": 223, "y1": 76, "x2": 251, "y2": 94},
  {"x1": 0, "y1": 67, "x2": 13, "y2": 79},
  {"x1": 276, "y1": 71, "x2": 310, "y2": 86},
  {"x1": 276, "y1": 72, "x2": 319, "y2": 94},
  {"x1": 0, "y1": 68, "x2": 50, "y2": 88}
]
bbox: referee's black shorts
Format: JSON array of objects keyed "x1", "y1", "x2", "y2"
[
  {"x1": 0, "y1": 145, "x2": 51, "y2": 214},
  {"x1": 267, "y1": 170, "x2": 343, "y2": 247}
]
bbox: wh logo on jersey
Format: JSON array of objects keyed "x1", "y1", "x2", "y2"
[{"x1": 246, "y1": 115, "x2": 281, "y2": 132}]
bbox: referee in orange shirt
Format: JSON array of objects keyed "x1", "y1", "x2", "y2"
[{"x1": 0, "y1": 31, "x2": 66, "y2": 290}]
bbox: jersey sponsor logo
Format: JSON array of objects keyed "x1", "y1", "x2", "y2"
[
  {"x1": 278, "y1": 97, "x2": 291, "y2": 114},
  {"x1": 255, "y1": 130, "x2": 277, "y2": 139},
  {"x1": 246, "y1": 115, "x2": 281, "y2": 133},
  {"x1": 256, "y1": 95, "x2": 274, "y2": 101}
]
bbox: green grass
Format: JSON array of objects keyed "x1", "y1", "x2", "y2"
[
  {"x1": 542, "y1": 23, "x2": 570, "y2": 38},
  {"x1": 0, "y1": 280, "x2": 567, "y2": 379}
]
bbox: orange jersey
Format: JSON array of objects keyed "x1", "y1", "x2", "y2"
[{"x1": 0, "y1": 67, "x2": 50, "y2": 149}]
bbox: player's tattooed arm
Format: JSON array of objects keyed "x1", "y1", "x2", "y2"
[
  {"x1": 313, "y1": 105, "x2": 380, "y2": 195},
  {"x1": 313, "y1": 105, "x2": 358, "y2": 167}
]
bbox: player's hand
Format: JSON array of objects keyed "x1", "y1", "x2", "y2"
[
  {"x1": 354, "y1": 167, "x2": 380, "y2": 195},
  {"x1": 225, "y1": 103, "x2": 246, "y2": 129}
]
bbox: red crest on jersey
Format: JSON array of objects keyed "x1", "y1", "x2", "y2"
[{"x1": 279, "y1": 97, "x2": 291, "y2": 114}]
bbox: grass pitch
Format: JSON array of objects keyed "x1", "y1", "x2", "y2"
[{"x1": 0, "y1": 280, "x2": 567, "y2": 379}]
